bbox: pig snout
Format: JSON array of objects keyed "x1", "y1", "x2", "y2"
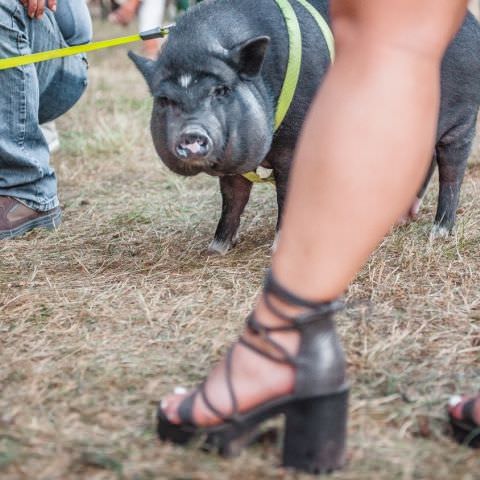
[{"x1": 175, "y1": 129, "x2": 212, "y2": 160}]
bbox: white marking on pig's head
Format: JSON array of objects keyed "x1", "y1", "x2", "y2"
[{"x1": 178, "y1": 74, "x2": 192, "y2": 88}]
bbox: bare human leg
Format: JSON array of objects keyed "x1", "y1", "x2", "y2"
[
  {"x1": 160, "y1": 0, "x2": 469, "y2": 465},
  {"x1": 108, "y1": 0, "x2": 140, "y2": 26}
]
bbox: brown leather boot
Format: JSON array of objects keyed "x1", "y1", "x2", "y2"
[{"x1": 0, "y1": 197, "x2": 61, "y2": 239}]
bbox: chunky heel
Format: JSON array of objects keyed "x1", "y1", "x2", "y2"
[
  {"x1": 157, "y1": 269, "x2": 348, "y2": 472},
  {"x1": 204, "y1": 421, "x2": 261, "y2": 457},
  {"x1": 283, "y1": 390, "x2": 349, "y2": 474}
]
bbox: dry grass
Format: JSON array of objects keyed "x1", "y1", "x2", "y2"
[{"x1": 2, "y1": 20, "x2": 480, "y2": 480}]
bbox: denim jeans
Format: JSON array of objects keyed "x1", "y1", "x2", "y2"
[
  {"x1": 0, "y1": 1, "x2": 90, "y2": 211},
  {"x1": 55, "y1": 0, "x2": 92, "y2": 46}
]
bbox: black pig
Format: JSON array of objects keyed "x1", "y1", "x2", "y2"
[{"x1": 130, "y1": 0, "x2": 480, "y2": 253}]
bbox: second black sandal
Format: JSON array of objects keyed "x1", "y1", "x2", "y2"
[
  {"x1": 157, "y1": 270, "x2": 350, "y2": 474},
  {"x1": 449, "y1": 395, "x2": 480, "y2": 448}
]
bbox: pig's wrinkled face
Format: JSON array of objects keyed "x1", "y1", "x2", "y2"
[{"x1": 130, "y1": 36, "x2": 274, "y2": 177}]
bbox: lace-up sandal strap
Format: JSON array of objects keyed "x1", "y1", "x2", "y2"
[
  {"x1": 461, "y1": 397, "x2": 480, "y2": 427},
  {"x1": 264, "y1": 269, "x2": 324, "y2": 308},
  {"x1": 189, "y1": 346, "x2": 241, "y2": 425},
  {"x1": 247, "y1": 311, "x2": 296, "y2": 333},
  {"x1": 198, "y1": 381, "x2": 230, "y2": 423},
  {"x1": 225, "y1": 345, "x2": 240, "y2": 420},
  {"x1": 240, "y1": 314, "x2": 297, "y2": 366},
  {"x1": 177, "y1": 391, "x2": 197, "y2": 425},
  {"x1": 264, "y1": 270, "x2": 344, "y2": 325}
]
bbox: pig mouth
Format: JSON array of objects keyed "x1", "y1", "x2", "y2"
[
  {"x1": 176, "y1": 138, "x2": 210, "y2": 158},
  {"x1": 173, "y1": 156, "x2": 223, "y2": 176}
]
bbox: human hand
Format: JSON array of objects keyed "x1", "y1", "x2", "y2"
[{"x1": 20, "y1": 0, "x2": 57, "y2": 19}]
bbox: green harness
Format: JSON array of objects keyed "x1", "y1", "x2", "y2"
[{"x1": 242, "y1": 0, "x2": 334, "y2": 184}]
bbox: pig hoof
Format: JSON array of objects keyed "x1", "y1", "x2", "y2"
[
  {"x1": 207, "y1": 239, "x2": 234, "y2": 255},
  {"x1": 429, "y1": 224, "x2": 450, "y2": 241}
]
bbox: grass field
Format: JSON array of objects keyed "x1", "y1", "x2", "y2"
[{"x1": 1, "y1": 19, "x2": 480, "y2": 480}]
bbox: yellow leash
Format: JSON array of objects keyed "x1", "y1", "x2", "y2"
[{"x1": 0, "y1": 27, "x2": 170, "y2": 71}]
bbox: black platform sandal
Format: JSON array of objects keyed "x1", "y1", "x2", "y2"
[
  {"x1": 449, "y1": 395, "x2": 480, "y2": 448},
  {"x1": 157, "y1": 270, "x2": 349, "y2": 474}
]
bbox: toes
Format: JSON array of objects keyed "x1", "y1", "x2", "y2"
[
  {"x1": 447, "y1": 394, "x2": 480, "y2": 424},
  {"x1": 160, "y1": 388, "x2": 190, "y2": 424},
  {"x1": 448, "y1": 395, "x2": 463, "y2": 408},
  {"x1": 448, "y1": 395, "x2": 465, "y2": 419}
]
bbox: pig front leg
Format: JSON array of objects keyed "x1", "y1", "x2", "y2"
[
  {"x1": 208, "y1": 175, "x2": 253, "y2": 255},
  {"x1": 431, "y1": 115, "x2": 476, "y2": 239}
]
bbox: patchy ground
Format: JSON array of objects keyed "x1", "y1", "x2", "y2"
[{"x1": 1, "y1": 20, "x2": 480, "y2": 480}]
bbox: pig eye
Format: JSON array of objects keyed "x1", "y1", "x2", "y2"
[
  {"x1": 156, "y1": 96, "x2": 177, "y2": 108},
  {"x1": 212, "y1": 85, "x2": 230, "y2": 97}
]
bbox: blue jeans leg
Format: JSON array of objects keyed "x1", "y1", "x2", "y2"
[
  {"x1": 54, "y1": 0, "x2": 93, "y2": 46},
  {"x1": 0, "y1": 2, "x2": 88, "y2": 211}
]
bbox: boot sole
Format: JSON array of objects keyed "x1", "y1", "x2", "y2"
[{"x1": 0, "y1": 209, "x2": 62, "y2": 240}]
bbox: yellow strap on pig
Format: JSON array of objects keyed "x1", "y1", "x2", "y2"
[
  {"x1": 295, "y1": 0, "x2": 335, "y2": 61},
  {"x1": 272, "y1": 0, "x2": 303, "y2": 133},
  {"x1": 242, "y1": 0, "x2": 334, "y2": 184}
]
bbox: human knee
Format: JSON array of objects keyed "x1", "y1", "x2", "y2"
[
  {"x1": 39, "y1": 55, "x2": 88, "y2": 123},
  {"x1": 54, "y1": 0, "x2": 93, "y2": 45}
]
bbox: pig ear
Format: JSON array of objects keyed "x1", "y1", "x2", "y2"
[
  {"x1": 128, "y1": 51, "x2": 156, "y2": 89},
  {"x1": 230, "y1": 36, "x2": 270, "y2": 79}
]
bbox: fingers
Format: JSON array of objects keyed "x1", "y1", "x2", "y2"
[
  {"x1": 20, "y1": 0, "x2": 54, "y2": 19},
  {"x1": 28, "y1": 0, "x2": 42, "y2": 19},
  {"x1": 47, "y1": 0, "x2": 57, "y2": 12}
]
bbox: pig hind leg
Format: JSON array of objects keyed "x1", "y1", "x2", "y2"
[
  {"x1": 208, "y1": 175, "x2": 253, "y2": 255},
  {"x1": 431, "y1": 114, "x2": 476, "y2": 238}
]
